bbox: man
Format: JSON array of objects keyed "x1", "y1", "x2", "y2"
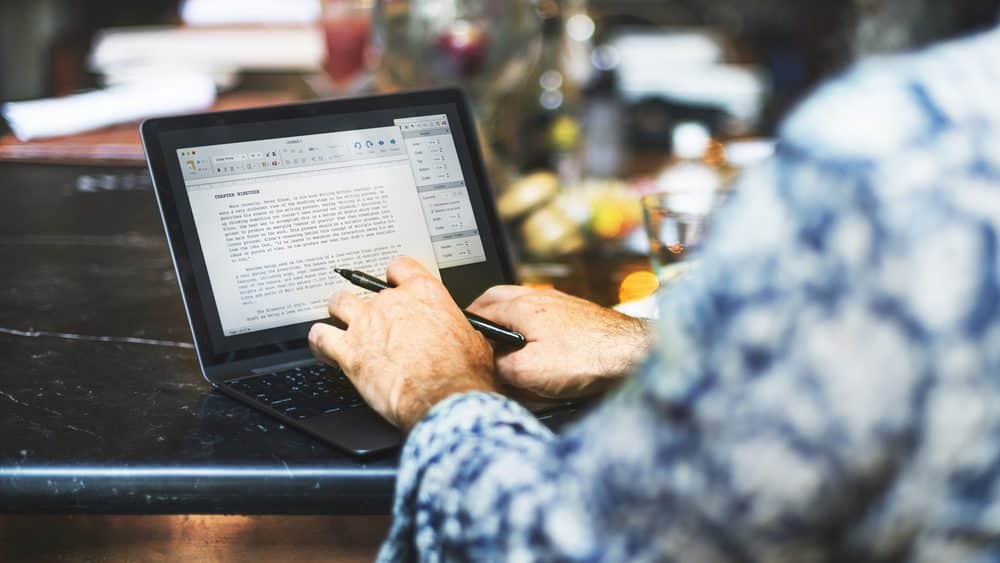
[{"x1": 309, "y1": 20, "x2": 1000, "y2": 563}]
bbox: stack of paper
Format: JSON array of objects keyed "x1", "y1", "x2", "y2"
[
  {"x1": 1, "y1": 74, "x2": 216, "y2": 141},
  {"x1": 89, "y1": 26, "x2": 326, "y2": 81},
  {"x1": 180, "y1": 0, "x2": 321, "y2": 26}
]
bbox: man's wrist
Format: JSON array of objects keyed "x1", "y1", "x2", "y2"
[
  {"x1": 398, "y1": 376, "x2": 497, "y2": 432},
  {"x1": 602, "y1": 316, "x2": 655, "y2": 380}
]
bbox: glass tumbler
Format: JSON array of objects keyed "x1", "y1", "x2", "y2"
[{"x1": 641, "y1": 190, "x2": 712, "y2": 286}]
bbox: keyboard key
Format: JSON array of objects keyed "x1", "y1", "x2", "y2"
[{"x1": 291, "y1": 407, "x2": 322, "y2": 420}]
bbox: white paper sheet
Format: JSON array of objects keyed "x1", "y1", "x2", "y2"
[{"x1": 1, "y1": 75, "x2": 216, "y2": 141}]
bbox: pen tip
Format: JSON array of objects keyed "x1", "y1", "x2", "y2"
[{"x1": 334, "y1": 268, "x2": 344, "y2": 275}]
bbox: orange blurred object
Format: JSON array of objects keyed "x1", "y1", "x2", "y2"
[
  {"x1": 618, "y1": 271, "x2": 659, "y2": 304},
  {"x1": 521, "y1": 282, "x2": 555, "y2": 290}
]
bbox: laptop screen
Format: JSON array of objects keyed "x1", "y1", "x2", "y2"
[
  {"x1": 154, "y1": 100, "x2": 509, "y2": 359},
  {"x1": 177, "y1": 113, "x2": 486, "y2": 337}
]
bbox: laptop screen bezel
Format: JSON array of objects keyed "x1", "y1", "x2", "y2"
[{"x1": 141, "y1": 88, "x2": 516, "y2": 370}]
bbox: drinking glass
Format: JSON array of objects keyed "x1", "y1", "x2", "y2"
[
  {"x1": 641, "y1": 190, "x2": 712, "y2": 286},
  {"x1": 322, "y1": 0, "x2": 374, "y2": 87}
]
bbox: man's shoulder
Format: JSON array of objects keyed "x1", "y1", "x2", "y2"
[{"x1": 779, "y1": 27, "x2": 1000, "y2": 164}]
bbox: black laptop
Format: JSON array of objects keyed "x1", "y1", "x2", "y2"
[{"x1": 141, "y1": 88, "x2": 569, "y2": 456}]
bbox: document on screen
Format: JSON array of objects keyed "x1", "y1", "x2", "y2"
[{"x1": 182, "y1": 129, "x2": 438, "y2": 336}]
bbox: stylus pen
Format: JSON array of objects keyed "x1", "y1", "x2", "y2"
[{"x1": 334, "y1": 268, "x2": 527, "y2": 349}]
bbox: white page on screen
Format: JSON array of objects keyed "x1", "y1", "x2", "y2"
[{"x1": 181, "y1": 126, "x2": 438, "y2": 336}]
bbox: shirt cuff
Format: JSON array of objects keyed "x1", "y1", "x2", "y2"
[
  {"x1": 411, "y1": 391, "x2": 554, "y2": 446},
  {"x1": 378, "y1": 391, "x2": 554, "y2": 562}
]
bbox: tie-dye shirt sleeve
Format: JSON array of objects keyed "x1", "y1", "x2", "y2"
[{"x1": 379, "y1": 28, "x2": 1000, "y2": 562}]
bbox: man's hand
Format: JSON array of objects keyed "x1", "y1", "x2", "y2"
[
  {"x1": 308, "y1": 257, "x2": 496, "y2": 431},
  {"x1": 467, "y1": 286, "x2": 653, "y2": 399}
]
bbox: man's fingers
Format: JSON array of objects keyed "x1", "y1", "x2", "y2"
[
  {"x1": 464, "y1": 301, "x2": 510, "y2": 327},
  {"x1": 467, "y1": 285, "x2": 531, "y2": 311},
  {"x1": 468, "y1": 285, "x2": 536, "y2": 333},
  {"x1": 328, "y1": 290, "x2": 365, "y2": 325},
  {"x1": 308, "y1": 322, "x2": 348, "y2": 366},
  {"x1": 494, "y1": 348, "x2": 535, "y2": 386},
  {"x1": 386, "y1": 256, "x2": 433, "y2": 287}
]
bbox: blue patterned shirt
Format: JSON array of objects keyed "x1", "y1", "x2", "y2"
[{"x1": 380, "y1": 27, "x2": 1000, "y2": 562}]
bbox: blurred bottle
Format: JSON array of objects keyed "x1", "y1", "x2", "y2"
[
  {"x1": 550, "y1": 114, "x2": 582, "y2": 187},
  {"x1": 514, "y1": 0, "x2": 583, "y2": 174},
  {"x1": 581, "y1": 67, "x2": 624, "y2": 179},
  {"x1": 656, "y1": 122, "x2": 722, "y2": 212},
  {"x1": 560, "y1": 0, "x2": 594, "y2": 90},
  {"x1": 641, "y1": 122, "x2": 723, "y2": 284},
  {"x1": 538, "y1": 8, "x2": 584, "y2": 188}
]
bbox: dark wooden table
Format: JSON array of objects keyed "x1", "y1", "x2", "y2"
[{"x1": 0, "y1": 162, "x2": 398, "y2": 515}]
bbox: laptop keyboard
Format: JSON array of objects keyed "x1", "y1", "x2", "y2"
[{"x1": 224, "y1": 363, "x2": 364, "y2": 421}]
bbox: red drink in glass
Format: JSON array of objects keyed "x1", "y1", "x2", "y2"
[{"x1": 322, "y1": 2, "x2": 372, "y2": 84}]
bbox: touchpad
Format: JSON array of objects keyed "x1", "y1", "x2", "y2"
[{"x1": 306, "y1": 407, "x2": 401, "y2": 455}]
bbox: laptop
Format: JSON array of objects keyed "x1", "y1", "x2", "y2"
[{"x1": 141, "y1": 88, "x2": 571, "y2": 456}]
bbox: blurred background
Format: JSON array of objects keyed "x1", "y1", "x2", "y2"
[{"x1": 2, "y1": 0, "x2": 997, "y2": 310}]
